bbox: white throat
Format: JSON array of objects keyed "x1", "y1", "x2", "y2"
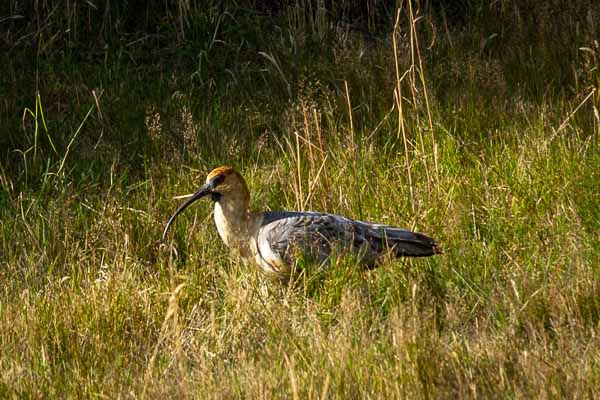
[{"x1": 213, "y1": 195, "x2": 255, "y2": 258}]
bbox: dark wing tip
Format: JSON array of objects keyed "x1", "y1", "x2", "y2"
[{"x1": 394, "y1": 231, "x2": 442, "y2": 257}]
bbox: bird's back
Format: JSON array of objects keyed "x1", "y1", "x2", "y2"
[{"x1": 255, "y1": 211, "x2": 439, "y2": 273}]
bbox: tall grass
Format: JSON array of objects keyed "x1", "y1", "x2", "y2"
[{"x1": 1, "y1": 1, "x2": 599, "y2": 398}]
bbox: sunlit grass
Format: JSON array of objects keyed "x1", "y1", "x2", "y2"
[{"x1": 1, "y1": 1, "x2": 599, "y2": 398}]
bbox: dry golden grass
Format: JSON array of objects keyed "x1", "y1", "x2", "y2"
[{"x1": 1, "y1": 1, "x2": 599, "y2": 398}]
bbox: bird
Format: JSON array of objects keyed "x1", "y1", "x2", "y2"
[{"x1": 163, "y1": 166, "x2": 441, "y2": 278}]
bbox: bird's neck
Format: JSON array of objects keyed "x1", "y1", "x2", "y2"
[{"x1": 213, "y1": 194, "x2": 257, "y2": 258}]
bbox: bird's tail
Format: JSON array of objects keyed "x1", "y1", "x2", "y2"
[{"x1": 384, "y1": 228, "x2": 442, "y2": 257}]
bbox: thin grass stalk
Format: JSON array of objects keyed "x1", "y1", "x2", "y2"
[
  {"x1": 407, "y1": 2, "x2": 420, "y2": 118},
  {"x1": 406, "y1": 0, "x2": 431, "y2": 187},
  {"x1": 295, "y1": 129, "x2": 303, "y2": 209},
  {"x1": 409, "y1": 1, "x2": 439, "y2": 183},
  {"x1": 393, "y1": 4, "x2": 415, "y2": 212},
  {"x1": 344, "y1": 80, "x2": 356, "y2": 159},
  {"x1": 302, "y1": 106, "x2": 315, "y2": 173},
  {"x1": 313, "y1": 107, "x2": 331, "y2": 208}
]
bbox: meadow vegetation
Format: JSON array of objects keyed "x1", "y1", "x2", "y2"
[{"x1": 1, "y1": 0, "x2": 599, "y2": 397}]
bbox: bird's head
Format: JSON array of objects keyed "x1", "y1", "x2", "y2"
[{"x1": 162, "y1": 166, "x2": 249, "y2": 240}]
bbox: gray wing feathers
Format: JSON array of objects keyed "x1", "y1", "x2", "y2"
[
  {"x1": 358, "y1": 223, "x2": 441, "y2": 258},
  {"x1": 260, "y1": 213, "x2": 349, "y2": 266},
  {"x1": 257, "y1": 212, "x2": 439, "y2": 268}
]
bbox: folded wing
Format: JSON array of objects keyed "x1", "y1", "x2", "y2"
[{"x1": 256, "y1": 211, "x2": 439, "y2": 271}]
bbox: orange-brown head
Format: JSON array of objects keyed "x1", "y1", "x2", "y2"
[
  {"x1": 162, "y1": 166, "x2": 249, "y2": 240},
  {"x1": 206, "y1": 166, "x2": 235, "y2": 181}
]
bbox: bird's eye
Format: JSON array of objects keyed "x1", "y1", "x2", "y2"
[{"x1": 212, "y1": 174, "x2": 225, "y2": 186}]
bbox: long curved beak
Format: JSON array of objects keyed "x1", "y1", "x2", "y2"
[{"x1": 162, "y1": 182, "x2": 213, "y2": 240}]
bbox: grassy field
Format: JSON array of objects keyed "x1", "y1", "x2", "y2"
[{"x1": 1, "y1": 1, "x2": 599, "y2": 398}]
